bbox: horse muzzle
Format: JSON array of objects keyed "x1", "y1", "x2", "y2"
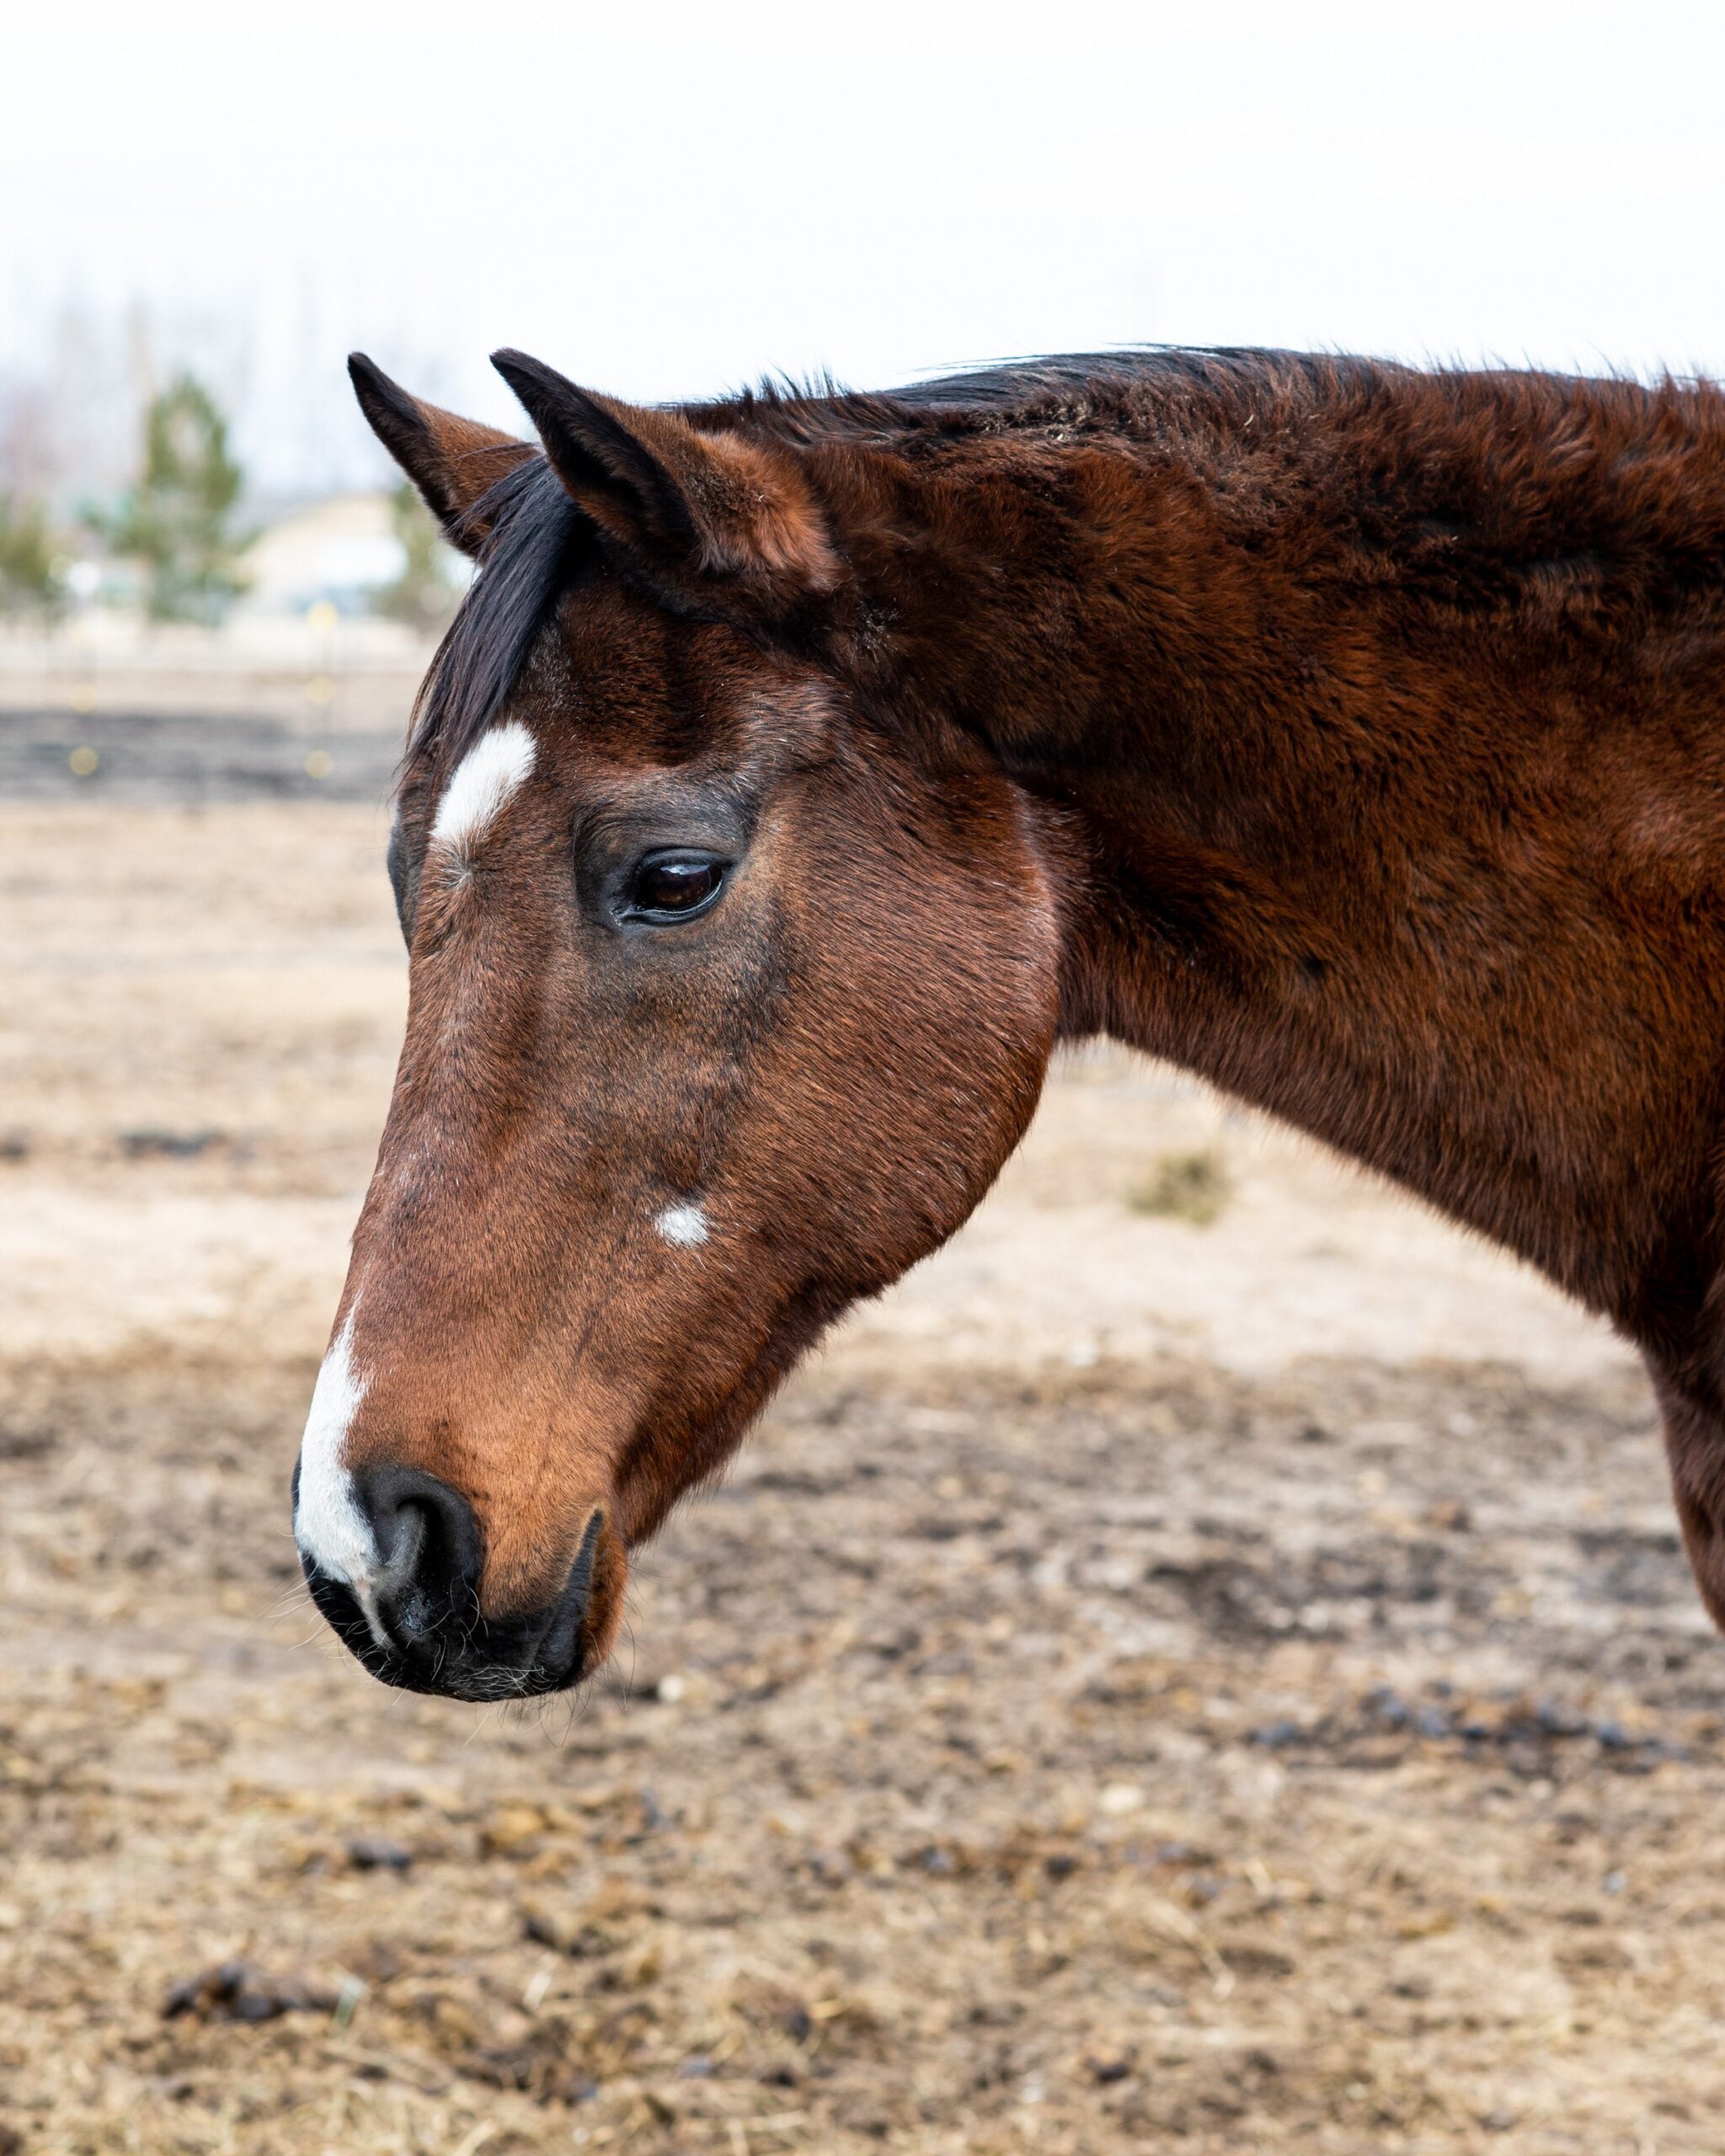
[{"x1": 292, "y1": 1459, "x2": 618, "y2": 1700}]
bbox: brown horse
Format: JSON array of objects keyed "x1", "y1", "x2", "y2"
[{"x1": 294, "y1": 344, "x2": 1725, "y2": 1700}]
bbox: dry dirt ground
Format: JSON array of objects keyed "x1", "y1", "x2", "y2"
[{"x1": 3, "y1": 786, "x2": 1725, "y2": 2156}]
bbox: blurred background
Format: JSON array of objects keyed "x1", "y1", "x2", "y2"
[
  {"x1": 5, "y1": 6, "x2": 1725, "y2": 2153},
  {"x1": 9, "y1": 0, "x2": 1725, "y2": 619}
]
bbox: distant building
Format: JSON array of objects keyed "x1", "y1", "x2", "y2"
[{"x1": 239, "y1": 493, "x2": 460, "y2": 618}]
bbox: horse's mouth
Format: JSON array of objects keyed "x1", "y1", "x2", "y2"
[{"x1": 300, "y1": 1511, "x2": 619, "y2": 1700}]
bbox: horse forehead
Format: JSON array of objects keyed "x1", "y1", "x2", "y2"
[
  {"x1": 545, "y1": 596, "x2": 828, "y2": 754},
  {"x1": 521, "y1": 681, "x2": 833, "y2": 804}
]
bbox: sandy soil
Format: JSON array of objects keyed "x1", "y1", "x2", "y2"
[{"x1": 3, "y1": 798, "x2": 1722, "y2": 2156}]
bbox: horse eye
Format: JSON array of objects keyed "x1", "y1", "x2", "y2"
[{"x1": 620, "y1": 853, "x2": 728, "y2": 922}]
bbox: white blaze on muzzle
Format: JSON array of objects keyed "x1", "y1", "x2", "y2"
[{"x1": 294, "y1": 1306, "x2": 377, "y2": 1589}]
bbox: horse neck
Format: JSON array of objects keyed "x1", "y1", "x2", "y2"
[{"x1": 830, "y1": 382, "x2": 1725, "y2": 1351}]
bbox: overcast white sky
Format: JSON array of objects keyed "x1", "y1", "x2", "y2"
[{"x1": 6, "y1": 0, "x2": 1725, "y2": 494}]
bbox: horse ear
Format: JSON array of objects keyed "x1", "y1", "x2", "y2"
[
  {"x1": 348, "y1": 353, "x2": 536, "y2": 558},
  {"x1": 490, "y1": 349, "x2": 840, "y2": 613}
]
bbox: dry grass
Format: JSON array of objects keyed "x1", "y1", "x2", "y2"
[
  {"x1": 3, "y1": 1349, "x2": 1724, "y2": 2155},
  {"x1": 1126, "y1": 1149, "x2": 1233, "y2": 1227}
]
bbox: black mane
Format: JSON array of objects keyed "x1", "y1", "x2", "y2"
[
  {"x1": 714, "y1": 344, "x2": 1403, "y2": 446},
  {"x1": 406, "y1": 455, "x2": 589, "y2": 770}
]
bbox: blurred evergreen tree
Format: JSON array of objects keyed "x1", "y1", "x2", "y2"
[
  {"x1": 371, "y1": 480, "x2": 460, "y2": 631},
  {"x1": 0, "y1": 494, "x2": 61, "y2": 617},
  {"x1": 92, "y1": 374, "x2": 251, "y2": 623}
]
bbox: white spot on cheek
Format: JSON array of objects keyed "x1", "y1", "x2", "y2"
[
  {"x1": 655, "y1": 1202, "x2": 710, "y2": 1248},
  {"x1": 293, "y1": 1308, "x2": 377, "y2": 1588},
  {"x1": 430, "y1": 719, "x2": 537, "y2": 856}
]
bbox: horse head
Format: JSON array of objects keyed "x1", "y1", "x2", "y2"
[{"x1": 292, "y1": 352, "x2": 1065, "y2": 1698}]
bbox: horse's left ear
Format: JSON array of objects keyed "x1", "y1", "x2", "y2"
[
  {"x1": 491, "y1": 350, "x2": 841, "y2": 616},
  {"x1": 349, "y1": 354, "x2": 536, "y2": 557}
]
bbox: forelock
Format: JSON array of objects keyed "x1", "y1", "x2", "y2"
[{"x1": 404, "y1": 456, "x2": 589, "y2": 778}]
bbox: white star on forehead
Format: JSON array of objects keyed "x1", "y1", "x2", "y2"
[{"x1": 431, "y1": 721, "x2": 537, "y2": 854}]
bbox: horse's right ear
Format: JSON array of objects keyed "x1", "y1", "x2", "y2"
[{"x1": 348, "y1": 354, "x2": 536, "y2": 558}]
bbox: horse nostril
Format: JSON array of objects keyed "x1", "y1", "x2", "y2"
[
  {"x1": 299, "y1": 1481, "x2": 612, "y2": 1698},
  {"x1": 351, "y1": 1465, "x2": 483, "y2": 1641},
  {"x1": 534, "y1": 1509, "x2": 607, "y2": 1674}
]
